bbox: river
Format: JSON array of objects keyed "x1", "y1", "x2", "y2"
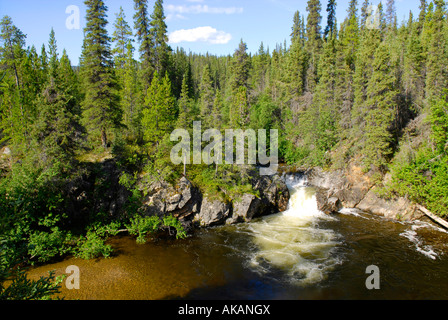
[{"x1": 27, "y1": 174, "x2": 448, "y2": 300}]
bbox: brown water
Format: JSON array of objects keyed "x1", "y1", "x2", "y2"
[{"x1": 27, "y1": 175, "x2": 448, "y2": 300}]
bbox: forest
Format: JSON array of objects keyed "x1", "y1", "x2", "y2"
[{"x1": 1, "y1": 0, "x2": 448, "y2": 299}]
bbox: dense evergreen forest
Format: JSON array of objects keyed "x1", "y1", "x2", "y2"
[{"x1": 1, "y1": 0, "x2": 448, "y2": 299}]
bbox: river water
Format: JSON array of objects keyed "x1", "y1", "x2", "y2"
[{"x1": 28, "y1": 174, "x2": 448, "y2": 300}]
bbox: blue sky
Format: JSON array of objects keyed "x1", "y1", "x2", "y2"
[{"x1": 0, "y1": 0, "x2": 420, "y2": 65}]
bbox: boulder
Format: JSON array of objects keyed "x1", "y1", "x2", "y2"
[
  {"x1": 141, "y1": 172, "x2": 290, "y2": 229},
  {"x1": 315, "y1": 188, "x2": 342, "y2": 214},
  {"x1": 195, "y1": 197, "x2": 232, "y2": 227},
  {"x1": 142, "y1": 177, "x2": 201, "y2": 220},
  {"x1": 356, "y1": 187, "x2": 419, "y2": 220},
  {"x1": 227, "y1": 193, "x2": 265, "y2": 224}
]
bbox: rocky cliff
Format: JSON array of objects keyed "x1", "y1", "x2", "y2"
[
  {"x1": 139, "y1": 173, "x2": 290, "y2": 230},
  {"x1": 306, "y1": 165, "x2": 427, "y2": 222}
]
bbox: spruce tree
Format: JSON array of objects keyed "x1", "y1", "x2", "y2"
[
  {"x1": 386, "y1": 0, "x2": 397, "y2": 31},
  {"x1": 337, "y1": 0, "x2": 359, "y2": 135},
  {"x1": 230, "y1": 39, "x2": 251, "y2": 92},
  {"x1": 149, "y1": 0, "x2": 171, "y2": 77},
  {"x1": 425, "y1": 0, "x2": 447, "y2": 103},
  {"x1": 133, "y1": 0, "x2": 153, "y2": 88},
  {"x1": 32, "y1": 30, "x2": 82, "y2": 167},
  {"x1": 199, "y1": 64, "x2": 215, "y2": 128},
  {"x1": 324, "y1": 0, "x2": 337, "y2": 39},
  {"x1": 141, "y1": 72, "x2": 176, "y2": 146},
  {"x1": 121, "y1": 42, "x2": 141, "y2": 140},
  {"x1": 291, "y1": 11, "x2": 302, "y2": 42},
  {"x1": 176, "y1": 74, "x2": 192, "y2": 131},
  {"x1": 229, "y1": 86, "x2": 249, "y2": 129},
  {"x1": 351, "y1": 16, "x2": 382, "y2": 145},
  {"x1": 360, "y1": 0, "x2": 371, "y2": 31},
  {"x1": 80, "y1": 0, "x2": 122, "y2": 149},
  {"x1": 363, "y1": 42, "x2": 398, "y2": 170},
  {"x1": 403, "y1": 16, "x2": 425, "y2": 112},
  {"x1": 305, "y1": 0, "x2": 323, "y2": 92},
  {"x1": 0, "y1": 16, "x2": 28, "y2": 148},
  {"x1": 112, "y1": 6, "x2": 133, "y2": 69},
  {"x1": 285, "y1": 33, "x2": 306, "y2": 102},
  {"x1": 48, "y1": 28, "x2": 58, "y2": 78}
]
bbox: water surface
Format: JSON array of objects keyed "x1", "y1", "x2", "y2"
[{"x1": 28, "y1": 175, "x2": 448, "y2": 300}]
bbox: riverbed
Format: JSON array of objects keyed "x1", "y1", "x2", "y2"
[{"x1": 27, "y1": 175, "x2": 448, "y2": 300}]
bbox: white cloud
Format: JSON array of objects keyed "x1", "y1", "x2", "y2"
[
  {"x1": 166, "y1": 4, "x2": 243, "y2": 15},
  {"x1": 169, "y1": 26, "x2": 232, "y2": 44}
]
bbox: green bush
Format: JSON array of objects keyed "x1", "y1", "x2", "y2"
[
  {"x1": 388, "y1": 148, "x2": 448, "y2": 218},
  {"x1": 74, "y1": 231, "x2": 114, "y2": 260},
  {"x1": 162, "y1": 215, "x2": 187, "y2": 240},
  {"x1": 126, "y1": 215, "x2": 161, "y2": 244},
  {"x1": 27, "y1": 228, "x2": 72, "y2": 263}
]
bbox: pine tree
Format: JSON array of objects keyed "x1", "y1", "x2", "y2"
[
  {"x1": 285, "y1": 33, "x2": 306, "y2": 103},
  {"x1": 199, "y1": 64, "x2": 215, "y2": 128},
  {"x1": 229, "y1": 86, "x2": 249, "y2": 129},
  {"x1": 141, "y1": 72, "x2": 176, "y2": 146},
  {"x1": 149, "y1": 0, "x2": 171, "y2": 77},
  {"x1": 120, "y1": 42, "x2": 141, "y2": 140},
  {"x1": 429, "y1": 92, "x2": 448, "y2": 155},
  {"x1": 351, "y1": 16, "x2": 382, "y2": 145},
  {"x1": 80, "y1": 0, "x2": 122, "y2": 149},
  {"x1": 337, "y1": 0, "x2": 359, "y2": 135},
  {"x1": 403, "y1": 16, "x2": 425, "y2": 112},
  {"x1": 230, "y1": 39, "x2": 251, "y2": 92},
  {"x1": 305, "y1": 30, "x2": 339, "y2": 164},
  {"x1": 133, "y1": 0, "x2": 153, "y2": 88},
  {"x1": 417, "y1": 0, "x2": 427, "y2": 33},
  {"x1": 0, "y1": 16, "x2": 29, "y2": 148},
  {"x1": 386, "y1": 0, "x2": 397, "y2": 31},
  {"x1": 425, "y1": 0, "x2": 447, "y2": 103},
  {"x1": 112, "y1": 6, "x2": 133, "y2": 69},
  {"x1": 363, "y1": 42, "x2": 398, "y2": 170},
  {"x1": 251, "y1": 42, "x2": 270, "y2": 94},
  {"x1": 176, "y1": 74, "x2": 192, "y2": 131},
  {"x1": 324, "y1": 0, "x2": 337, "y2": 39},
  {"x1": 291, "y1": 11, "x2": 302, "y2": 42},
  {"x1": 305, "y1": 0, "x2": 323, "y2": 92},
  {"x1": 360, "y1": 0, "x2": 371, "y2": 31},
  {"x1": 48, "y1": 28, "x2": 58, "y2": 78},
  {"x1": 32, "y1": 30, "x2": 82, "y2": 167}
]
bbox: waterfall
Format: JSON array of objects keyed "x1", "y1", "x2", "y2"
[{"x1": 244, "y1": 174, "x2": 342, "y2": 285}]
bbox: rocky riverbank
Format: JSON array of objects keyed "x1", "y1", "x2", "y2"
[
  {"x1": 139, "y1": 173, "x2": 290, "y2": 230},
  {"x1": 305, "y1": 164, "x2": 431, "y2": 223}
]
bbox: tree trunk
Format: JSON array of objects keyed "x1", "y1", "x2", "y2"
[{"x1": 101, "y1": 128, "x2": 108, "y2": 149}]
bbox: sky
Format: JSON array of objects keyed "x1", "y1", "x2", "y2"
[{"x1": 0, "y1": 0, "x2": 420, "y2": 65}]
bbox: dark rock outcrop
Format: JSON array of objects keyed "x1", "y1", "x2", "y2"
[
  {"x1": 307, "y1": 165, "x2": 424, "y2": 221},
  {"x1": 140, "y1": 173, "x2": 290, "y2": 228}
]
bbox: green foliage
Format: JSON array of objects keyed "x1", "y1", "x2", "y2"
[
  {"x1": 28, "y1": 228, "x2": 72, "y2": 263},
  {"x1": 0, "y1": 268, "x2": 63, "y2": 300},
  {"x1": 80, "y1": 0, "x2": 122, "y2": 149},
  {"x1": 388, "y1": 148, "x2": 448, "y2": 218},
  {"x1": 428, "y1": 93, "x2": 448, "y2": 154},
  {"x1": 162, "y1": 215, "x2": 187, "y2": 240},
  {"x1": 142, "y1": 72, "x2": 177, "y2": 146},
  {"x1": 126, "y1": 214, "x2": 187, "y2": 244},
  {"x1": 127, "y1": 215, "x2": 161, "y2": 244},
  {"x1": 74, "y1": 230, "x2": 113, "y2": 260}
]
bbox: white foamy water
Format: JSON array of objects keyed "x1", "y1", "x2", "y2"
[
  {"x1": 400, "y1": 224, "x2": 439, "y2": 260},
  {"x1": 243, "y1": 175, "x2": 342, "y2": 286}
]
